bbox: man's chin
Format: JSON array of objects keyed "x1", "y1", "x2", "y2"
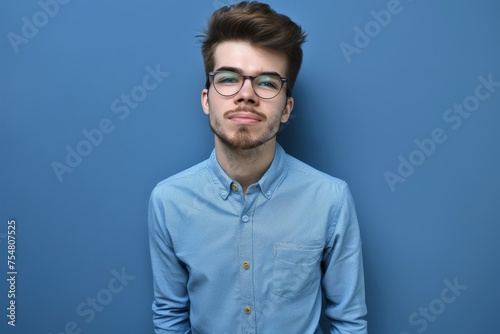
[
  {"x1": 211, "y1": 123, "x2": 278, "y2": 151},
  {"x1": 217, "y1": 133, "x2": 279, "y2": 151},
  {"x1": 218, "y1": 136, "x2": 259, "y2": 151}
]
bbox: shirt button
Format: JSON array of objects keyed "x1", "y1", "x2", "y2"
[
  {"x1": 242, "y1": 215, "x2": 249, "y2": 223},
  {"x1": 231, "y1": 183, "x2": 239, "y2": 191},
  {"x1": 242, "y1": 261, "x2": 250, "y2": 269},
  {"x1": 244, "y1": 306, "x2": 252, "y2": 314}
]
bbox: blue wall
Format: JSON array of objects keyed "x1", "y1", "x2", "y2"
[{"x1": 1, "y1": 0, "x2": 499, "y2": 333}]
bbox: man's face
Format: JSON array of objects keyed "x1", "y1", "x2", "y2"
[{"x1": 201, "y1": 41, "x2": 294, "y2": 151}]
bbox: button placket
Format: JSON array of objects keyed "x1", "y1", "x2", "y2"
[{"x1": 238, "y1": 192, "x2": 257, "y2": 329}]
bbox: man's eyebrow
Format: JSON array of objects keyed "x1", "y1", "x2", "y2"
[
  {"x1": 215, "y1": 66, "x2": 284, "y2": 77},
  {"x1": 215, "y1": 66, "x2": 242, "y2": 73}
]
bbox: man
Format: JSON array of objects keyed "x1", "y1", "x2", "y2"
[{"x1": 148, "y1": 2, "x2": 367, "y2": 333}]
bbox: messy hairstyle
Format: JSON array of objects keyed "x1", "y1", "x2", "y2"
[{"x1": 200, "y1": 1, "x2": 307, "y2": 96}]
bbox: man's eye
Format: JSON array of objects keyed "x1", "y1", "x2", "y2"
[
  {"x1": 257, "y1": 77, "x2": 279, "y2": 89},
  {"x1": 217, "y1": 74, "x2": 240, "y2": 84},
  {"x1": 260, "y1": 81, "x2": 277, "y2": 88}
]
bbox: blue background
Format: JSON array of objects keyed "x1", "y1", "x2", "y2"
[{"x1": 1, "y1": 0, "x2": 499, "y2": 333}]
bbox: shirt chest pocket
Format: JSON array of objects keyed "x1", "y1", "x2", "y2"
[{"x1": 272, "y1": 243, "x2": 323, "y2": 299}]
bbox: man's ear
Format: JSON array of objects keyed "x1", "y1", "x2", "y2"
[
  {"x1": 201, "y1": 88, "x2": 210, "y2": 115},
  {"x1": 280, "y1": 96, "x2": 294, "y2": 123}
]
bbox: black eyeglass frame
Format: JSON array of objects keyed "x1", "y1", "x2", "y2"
[{"x1": 207, "y1": 71, "x2": 290, "y2": 99}]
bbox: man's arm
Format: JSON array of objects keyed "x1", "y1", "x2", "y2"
[
  {"x1": 148, "y1": 187, "x2": 191, "y2": 334},
  {"x1": 322, "y1": 184, "x2": 367, "y2": 334}
]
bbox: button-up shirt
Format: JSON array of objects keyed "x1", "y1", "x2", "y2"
[{"x1": 148, "y1": 144, "x2": 367, "y2": 333}]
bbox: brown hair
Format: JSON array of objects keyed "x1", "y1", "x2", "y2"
[{"x1": 200, "y1": 1, "x2": 306, "y2": 96}]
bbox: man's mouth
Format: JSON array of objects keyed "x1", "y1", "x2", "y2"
[
  {"x1": 229, "y1": 112, "x2": 262, "y2": 124},
  {"x1": 227, "y1": 108, "x2": 264, "y2": 124}
]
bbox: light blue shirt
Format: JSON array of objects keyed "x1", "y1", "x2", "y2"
[{"x1": 148, "y1": 144, "x2": 367, "y2": 333}]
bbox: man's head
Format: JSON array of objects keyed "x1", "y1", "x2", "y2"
[
  {"x1": 200, "y1": 2, "x2": 306, "y2": 152},
  {"x1": 201, "y1": 1, "x2": 306, "y2": 95}
]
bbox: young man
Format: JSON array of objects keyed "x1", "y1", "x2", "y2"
[{"x1": 148, "y1": 2, "x2": 367, "y2": 333}]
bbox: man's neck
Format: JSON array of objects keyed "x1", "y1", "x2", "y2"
[{"x1": 214, "y1": 138, "x2": 276, "y2": 194}]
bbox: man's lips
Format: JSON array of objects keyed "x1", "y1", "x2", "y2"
[
  {"x1": 226, "y1": 109, "x2": 265, "y2": 124},
  {"x1": 229, "y1": 112, "x2": 262, "y2": 124}
]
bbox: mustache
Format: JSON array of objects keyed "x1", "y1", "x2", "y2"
[{"x1": 224, "y1": 106, "x2": 267, "y2": 120}]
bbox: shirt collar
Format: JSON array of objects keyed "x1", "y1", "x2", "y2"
[{"x1": 208, "y1": 143, "x2": 288, "y2": 200}]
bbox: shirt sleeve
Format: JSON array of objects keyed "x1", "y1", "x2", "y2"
[
  {"x1": 322, "y1": 183, "x2": 368, "y2": 334},
  {"x1": 148, "y1": 186, "x2": 192, "y2": 334}
]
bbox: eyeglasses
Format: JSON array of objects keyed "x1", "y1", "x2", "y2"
[{"x1": 208, "y1": 70, "x2": 288, "y2": 99}]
